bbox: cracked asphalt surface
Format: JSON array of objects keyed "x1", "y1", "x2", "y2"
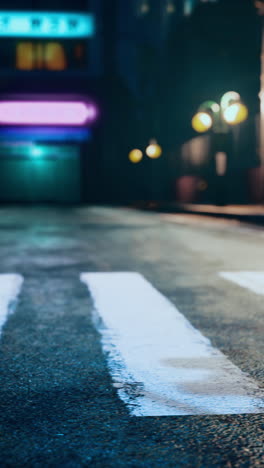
[{"x1": 0, "y1": 206, "x2": 263, "y2": 467}]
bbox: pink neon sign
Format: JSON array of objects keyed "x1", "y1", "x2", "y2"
[{"x1": 0, "y1": 101, "x2": 97, "y2": 126}]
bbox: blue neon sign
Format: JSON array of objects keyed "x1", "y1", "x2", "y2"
[
  {"x1": 0, "y1": 12, "x2": 94, "y2": 38},
  {"x1": 0, "y1": 127, "x2": 91, "y2": 142}
]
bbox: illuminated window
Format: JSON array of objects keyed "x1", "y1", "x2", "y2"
[
  {"x1": 16, "y1": 42, "x2": 67, "y2": 70},
  {"x1": 16, "y1": 42, "x2": 34, "y2": 70},
  {"x1": 45, "y1": 43, "x2": 66, "y2": 70}
]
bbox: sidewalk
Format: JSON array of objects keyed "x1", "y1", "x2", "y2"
[
  {"x1": 178, "y1": 203, "x2": 264, "y2": 221},
  {"x1": 160, "y1": 203, "x2": 264, "y2": 224}
]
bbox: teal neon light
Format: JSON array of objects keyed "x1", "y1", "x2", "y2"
[
  {"x1": 0, "y1": 12, "x2": 94, "y2": 38},
  {"x1": 0, "y1": 143, "x2": 79, "y2": 159}
]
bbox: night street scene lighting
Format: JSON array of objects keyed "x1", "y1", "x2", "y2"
[
  {"x1": 0, "y1": 1, "x2": 264, "y2": 468},
  {"x1": 192, "y1": 92, "x2": 248, "y2": 133},
  {"x1": 128, "y1": 140, "x2": 162, "y2": 163}
]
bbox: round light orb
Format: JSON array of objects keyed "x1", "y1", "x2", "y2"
[
  {"x1": 146, "y1": 143, "x2": 162, "y2": 159},
  {"x1": 191, "y1": 112, "x2": 213, "y2": 133},
  {"x1": 220, "y1": 91, "x2": 240, "y2": 110},
  {"x1": 211, "y1": 103, "x2": 220, "y2": 113},
  {"x1": 128, "y1": 149, "x2": 143, "y2": 163},
  {"x1": 223, "y1": 103, "x2": 248, "y2": 125}
]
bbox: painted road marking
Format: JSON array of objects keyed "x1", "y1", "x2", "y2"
[
  {"x1": 0, "y1": 274, "x2": 23, "y2": 335},
  {"x1": 220, "y1": 272, "x2": 264, "y2": 295},
  {"x1": 81, "y1": 272, "x2": 264, "y2": 416}
]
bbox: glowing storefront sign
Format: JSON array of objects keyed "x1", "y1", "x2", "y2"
[
  {"x1": 0, "y1": 143, "x2": 79, "y2": 159},
  {"x1": 0, "y1": 101, "x2": 98, "y2": 126},
  {"x1": 0, "y1": 127, "x2": 91, "y2": 142},
  {"x1": 0, "y1": 12, "x2": 94, "y2": 38}
]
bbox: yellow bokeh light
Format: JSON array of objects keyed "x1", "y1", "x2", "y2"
[
  {"x1": 16, "y1": 41, "x2": 67, "y2": 70},
  {"x1": 146, "y1": 143, "x2": 162, "y2": 159},
  {"x1": 211, "y1": 103, "x2": 220, "y2": 113},
  {"x1": 223, "y1": 103, "x2": 248, "y2": 125},
  {"x1": 220, "y1": 91, "x2": 240, "y2": 110},
  {"x1": 128, "y1": 149, "x2": 143, "y2": 163},
  {"x1": 191, "y1": 112, "x2": 213, "y2": 133}
]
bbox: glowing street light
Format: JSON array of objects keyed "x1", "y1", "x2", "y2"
[
  {"x1": 191, "y1": 112, "x2": 213, "y2": 133},
  {"x1": 220, "y1": 91, "x2": 241, "y2": 110},
  {"x1": 220, "y1": 91, "x2": 248, "y2": 125},
  {"x1": 191, "y1": 92, "x2": 248, "y2": 133},
  {"x1": 128, "y1": 139, "x2": 162, "y2": 164},
  {"x1": 223, "y1": 102, "x2": 248, "y2": 125},
  {"x1": 128, "y1": 149, "x2": 143, "y2": 163},
  {"x1": 146, "y1": 140, "x2": 162, "y2": 159},
  {"x1": 191, "y1": 92, "x2": 248, "y2": 186}
]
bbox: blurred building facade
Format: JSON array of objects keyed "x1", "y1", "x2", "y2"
[
  {"x1": 112, "y1": 0, "x2": 259, "y2": 204},
  {"x1": 105, "y1": 0, "x2": 246, "y2": 203},
  {"x1": 167, "y1": 0, "x2": 262, "y2": 204},
  {"x1": 0, "y1": 0, "x2": 105, "y2": 203},
  {"x1": 0, "y1": 0, "x2": 262, "y2": 205},
  {"x1": 103, "y1": 0, "x2": 186, "y2": 202},
  {"x1": 98, "y1": 0, "x2": 261, "y2": 205}
]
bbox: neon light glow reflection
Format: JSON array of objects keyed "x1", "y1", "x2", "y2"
[
  {"x1": 0, "y1": 143, "x2": 79, "y2": 159},
  {"x1": 0, "y1": 12, "x2": 94, "y2": 38},
  {"x1": 0, "y1": 127, "x2": 90, "y2": 142},
  {"x1": 0, "y1": 101, "x2": 98, "y2": 126}
]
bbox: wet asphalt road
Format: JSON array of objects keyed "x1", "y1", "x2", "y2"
[{"x1": 0, "y1": 206, "x2": 263, "y2": 467}]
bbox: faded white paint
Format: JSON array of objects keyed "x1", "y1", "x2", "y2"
[
  {"x1": 220, "y1": 272, "x2": 264, "y2": 296},
  {"x1": 0, "y1": 274, "x2": 23, "y2": 333},
  {"x1": 81, "y1": 272, "x2": 264, "y2": 416}
]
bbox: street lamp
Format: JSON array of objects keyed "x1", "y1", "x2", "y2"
[
  {"x1": 191, "y1": 92, "x2": 248, "y2": 203},
  {"x1": 191, "y1": 111, "x2": 213, "y2": 133},
  {"x1": 128, "y1": 139, "x2": 162, "y2": 163},
  {"x1": 191, "y1": 92, "x2": 248, "y2": 133},
  {"x1": 146, "y1": 139, "x2": 162, "y2": 159},
  {"x1": 128, "y1": 148, "x2": 143, "y2": 163}
]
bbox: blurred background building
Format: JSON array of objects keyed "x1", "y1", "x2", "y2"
[
  {"x1": 109, "y1": 0, "x2": 262, "y2": 205},
  {"x1": 0, "y1": 0, "x2": 103, "y2": 203},
  {"x1": 167, "y1": 0, "x2": 262, "y2": 204},
  {"x1": 0, "y1": 0, "x2": 262, "y2": 204}
]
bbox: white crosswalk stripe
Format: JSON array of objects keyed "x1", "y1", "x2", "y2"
[
  {"x1": 220, "y1": 271, "x2": 264, "y2": 295},
  {"x1": 0, "y1": 274, "x2": 23, "y2": 335},
  {"x1": 81, "y1": 272, "x2": 264, "y2": 417}
]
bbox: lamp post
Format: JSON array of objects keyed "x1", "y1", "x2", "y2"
[
  {"x1": 128, "y1": 139, "x2": 163, "y2": 203},
  {"x1": 191, "y1": 91, "x2": 248, "y2": 204},
  {"x1": 192, "y1": 92, "x2": 248, "y2": 134},
  {"x1": 192, "y1": 91, "x2": 248, "y2": 174},
  {"x1": 128, "y1": 139, "x2": 163, "y2": 163}
]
